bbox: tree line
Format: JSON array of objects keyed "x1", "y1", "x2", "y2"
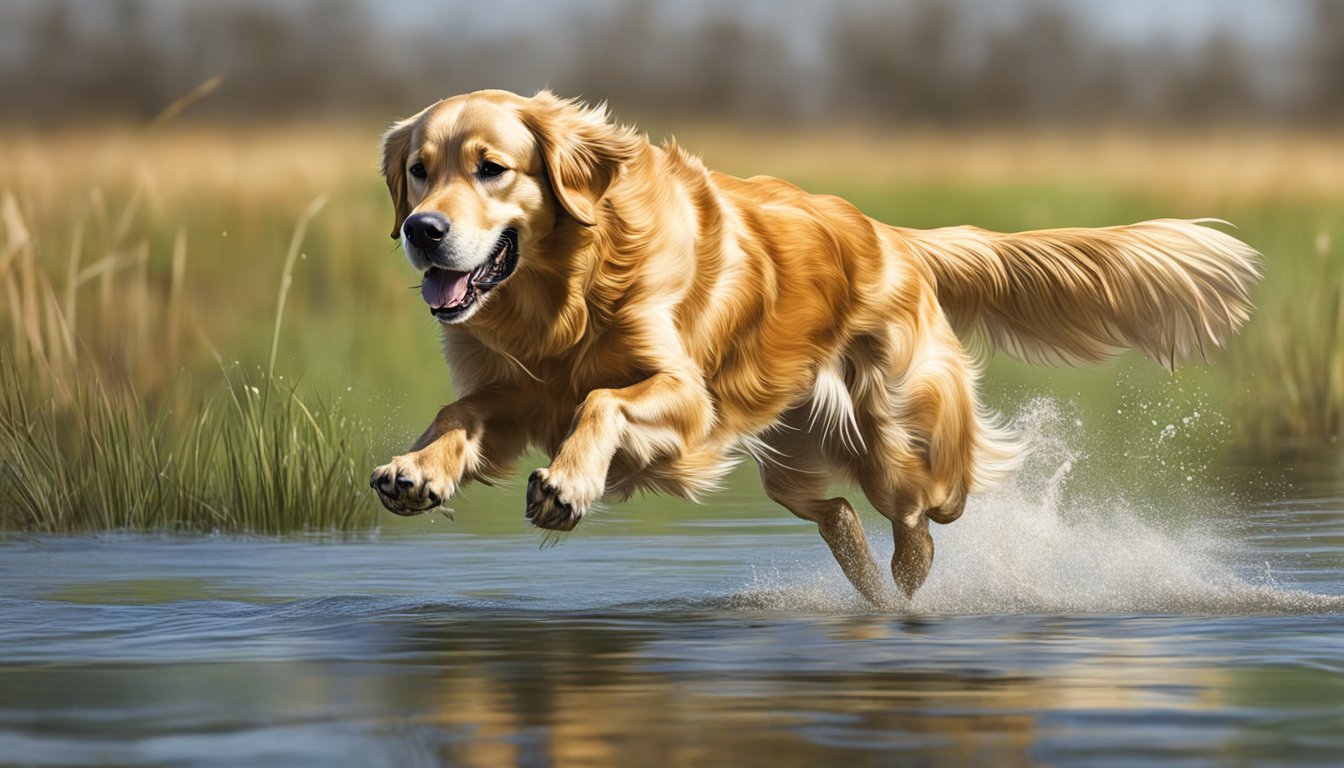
[{"x1": 2, "y1": 0, "x2": 1341, "y2": 126}]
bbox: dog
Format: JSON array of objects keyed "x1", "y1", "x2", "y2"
[{"x1": 370, "y1": 89, "x2": 1260, "y2": 604}]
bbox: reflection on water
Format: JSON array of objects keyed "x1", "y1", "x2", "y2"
[
  {"x1": 1, "y1": 402, "x2": 1342, "y2": 766},
  {"x1": 3, "y1": 600, "x2": 1343, "y2": 766}
]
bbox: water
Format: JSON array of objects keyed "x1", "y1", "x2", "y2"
[{"x1": 2, "y1": 405, "x2": 1343, "y2": 766}]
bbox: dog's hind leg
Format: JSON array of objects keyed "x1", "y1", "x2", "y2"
[
  {"x1": 847, "y1": 323, "x2": 1005, "y2": 598},
  {"x1": 873, "y1": 493, "x2": 936, "y2": 599},
  {"x1": 759, "y1": 461, "x2": 890, "y2": 606},
  {"x1": 852, "y1": 438, "x2": 939, "y2": 598}
]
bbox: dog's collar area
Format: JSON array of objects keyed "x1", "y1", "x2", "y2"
[{"x1": 422, "y1": 229, "x2": 519, "y2": 322}]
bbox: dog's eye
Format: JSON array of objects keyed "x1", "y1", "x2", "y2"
[
  {"x1": 409, "y1": 162, "x2": 427, "y2": 179},
  {"x1": 477, "y1": 161, "x2": 507, "y2": 179}
]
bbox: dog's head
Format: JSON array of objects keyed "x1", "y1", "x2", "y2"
[{"x1": 381, "y1": 89, "x2": 642, "y2": 324}]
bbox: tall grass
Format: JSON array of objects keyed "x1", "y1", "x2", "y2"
[
  {"x1": 0, "y1": 185, "x2": 376, "y2": 533},
  {"x1": 0, "y1": 357, "x2": 373, "y2": 533},
  {"x1": 1231, "y1": 229, "x2": 1344, "y2": 447}
]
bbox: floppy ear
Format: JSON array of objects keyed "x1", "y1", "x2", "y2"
[
  {"x1": 523, "y1": 91, "x2": 644, "y2": 227},
  {"x1": 380, "y1": 117, "x2": 415, "y2": 239}
]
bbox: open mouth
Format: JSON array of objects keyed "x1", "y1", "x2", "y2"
[{"x1": 420, "y1": 229, "x2": 519, "y2": 322}]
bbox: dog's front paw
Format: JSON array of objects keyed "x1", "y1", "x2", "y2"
[
  {"x1": 525, "y1": 467, "x2": 599, "y2": 531},
  {"x1": 370, "y1": 454, "x2": 454, "y2": 516}
]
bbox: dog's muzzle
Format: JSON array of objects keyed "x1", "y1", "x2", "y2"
[{"x1": 419, "y1": 228, "x2": 519, "y2": 322}]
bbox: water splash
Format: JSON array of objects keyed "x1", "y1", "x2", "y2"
[{"x1": 736, "y1": 399, "x2": 1344, "y2": 615}]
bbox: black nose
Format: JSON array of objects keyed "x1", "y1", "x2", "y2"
[{"x1": 403, "y1": 212, "x2": 450, "y2": 251}]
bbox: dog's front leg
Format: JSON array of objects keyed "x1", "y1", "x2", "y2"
[
  {"x1": 527, "y1": 369, "x2": 710, "y2": 531},
  {"x1": 371, "y1": 392, "x2": 523, "y2": 516}
]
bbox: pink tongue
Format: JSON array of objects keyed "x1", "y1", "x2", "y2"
[{"x1": 421, "y1": 268, "x2": 471, "y2": 309}]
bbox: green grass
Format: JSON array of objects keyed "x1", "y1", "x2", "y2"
[
  {"x1": 1229, "y1": 224, "x2": 1344, "y2": 448},
  {"x1": 0, "y1": 356, "x2": 375, "y2": 533},
  {"x1": 0, "y1": 173, "x2": 381, "y2": 533}
]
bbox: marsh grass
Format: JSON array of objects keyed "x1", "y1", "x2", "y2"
[
  {"x1": 0, "y1": 356, "x2": 374, "y2": 533},
  {"x1": 0, "y1": 182, "x2": 376, "y2": 533},
  {"x1": 1232, "y1": 230, "x2": 1344, "y2": 447}
]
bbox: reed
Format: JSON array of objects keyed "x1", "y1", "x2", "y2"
[
  {"x1": 0, "y1": 355, "x2": 375, "y2": 533},
  {"x1": 1230, "y1": 229, "x2": 1344, "y2": 448},
  {"x1": 0, "y1": 186, "x2": 376, "y2": 533}
]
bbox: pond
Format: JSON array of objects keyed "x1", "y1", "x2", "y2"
[{"x1": 2, "y1": 402, "x2": 1341, "y2": 766}]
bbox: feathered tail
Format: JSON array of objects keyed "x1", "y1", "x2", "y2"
[{"x1": 898, "y1": 219, "x2": 1262, "y2": 369}]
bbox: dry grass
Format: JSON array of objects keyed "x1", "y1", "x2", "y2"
[
  {"x1": 671, "y1": 125, "x2": 1344, "y2": 208},
  {"x1": 0, "y1": 122, "x2": 413, "y2": 400}
]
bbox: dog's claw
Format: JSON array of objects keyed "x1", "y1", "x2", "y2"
[
  {"x1": 526, "y1": 468, "x2": 583, "y2": 531},
  {"x1": 370, "y1": 467, "x2": 401, "y2": 498},
  {"x1": 371, "y1": 455, "x2": 453, "y2": 516}
]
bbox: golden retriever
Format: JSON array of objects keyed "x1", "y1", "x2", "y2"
[{"x1": 370, "y1": 89, "x2": 1260, "y2": 604}]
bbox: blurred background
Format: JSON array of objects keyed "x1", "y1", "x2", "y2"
[
  {"x1": 3, "y1": 0, "x2": 1342, "y2": 126},
  {"x1": 1, "y1": 0, "x2": 1341, "y2": 532}
]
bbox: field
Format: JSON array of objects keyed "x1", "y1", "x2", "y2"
[{"x1": 1, "y1": 122, "x2": 1342, "y2": 533}]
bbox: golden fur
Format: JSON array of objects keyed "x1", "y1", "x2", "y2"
[{"x1": 370, "y1": 90, "x2": 1261, "y2": 604}]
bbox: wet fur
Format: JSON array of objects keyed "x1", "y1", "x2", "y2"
[{"x1": 370, "y1": 90, "x2": 1261, "y2": 604}]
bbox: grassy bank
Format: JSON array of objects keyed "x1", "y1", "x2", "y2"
[
  {"x1": 0, "y1": 177, "x2": 378, "y2": 533},
  {"x1": 0, "y1": 357, "x2": 374, "y2": 533},
  {"x1": 0, "y1": 123, "x2": 1340, "y2": 532}
]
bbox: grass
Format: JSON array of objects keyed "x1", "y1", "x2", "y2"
[
  {"x1": 0, "y1": 121, "x2": 1340, "y2": 533},
  {"x1": 1231, "y1": 229, "x2": 1344, "y2": 447},
  {"x1": 0, "y1": 356, "x2": 374, "y2": 533},
  {"x1": 0, "y1": 177, "x2": 377, "y2": 533}
]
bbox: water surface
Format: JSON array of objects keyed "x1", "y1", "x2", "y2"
[{"x1": 2, "y1": 407, "x2": 1342, "y2": 766}]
